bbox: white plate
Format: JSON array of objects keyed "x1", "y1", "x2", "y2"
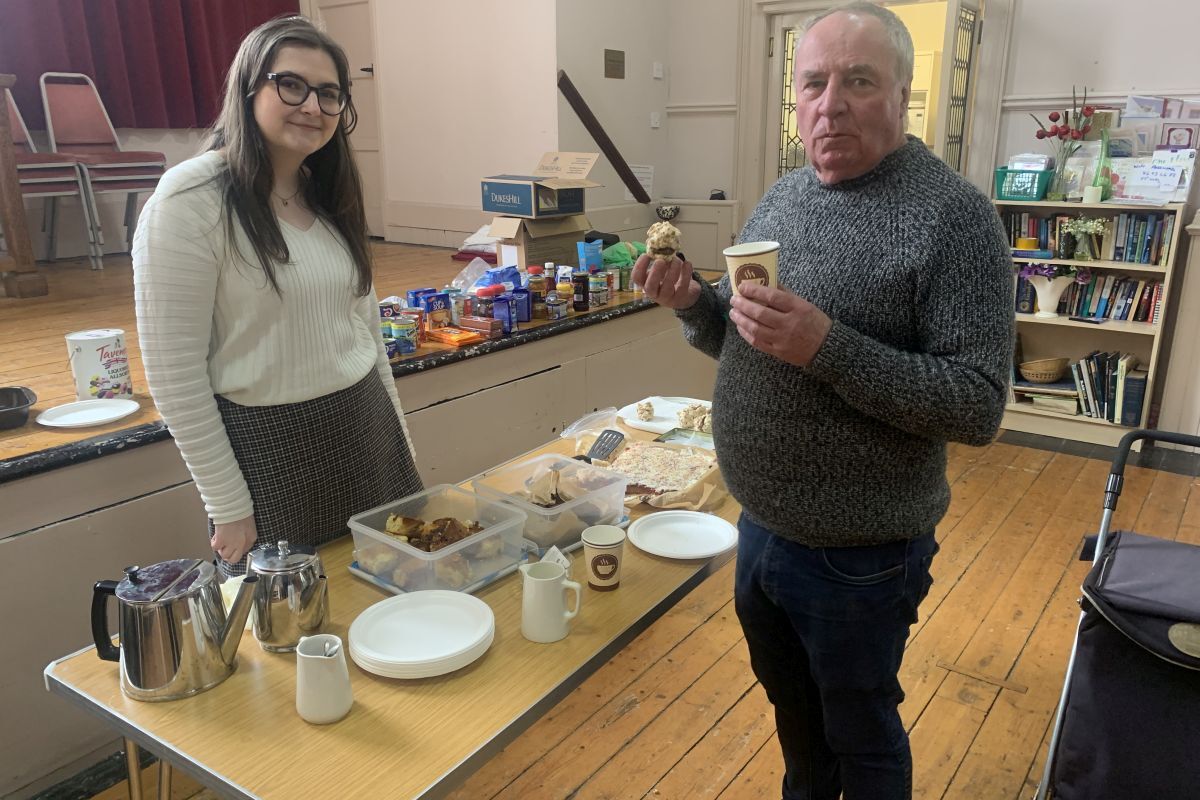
[
  {"x1": 616, "y1": 396, "x2": 711, "y2": 434},
  {"x1": 627, "y1": 511, "x2": 738, "y2": 560},
  {"x1": 36, "y1": 398, "x2": 139, "y2": 428},
  {"x1": 349, "y1": 629, "x2": 494, "y2": 679},
  {"x1": 349, "y1": 590, "x2": 494, "y2": 671}
]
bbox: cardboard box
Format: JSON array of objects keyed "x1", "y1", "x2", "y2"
[
  {"x1": 489, "y1": 214, "x2": 591, "y2": 269},
  {"x1": 481, "y1": 152, "x2": 603, "y2": 219}
]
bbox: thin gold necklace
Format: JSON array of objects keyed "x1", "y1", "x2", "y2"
[{"x1": 272, "y1": 185, "x2": 302, "y2": 207}]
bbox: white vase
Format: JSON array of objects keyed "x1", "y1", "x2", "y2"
[{"x1": 1028, "y1": 275, "x2": 1074, "y2": 318}]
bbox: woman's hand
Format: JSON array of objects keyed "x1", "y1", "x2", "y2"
[{"x1": 211, "y1": 515, "x2": 258, "y2": 565}]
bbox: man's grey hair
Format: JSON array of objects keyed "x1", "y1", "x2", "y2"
[{"x1": 800, "y1": 2, "x2": 915, "y2": 84}]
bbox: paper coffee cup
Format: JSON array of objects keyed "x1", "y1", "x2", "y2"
[
  {"x1": 581, "y1": 525, "x2": 626, "y2": 591},
  {"x1": 723, "y1": 241, "x2": 779, "y2": 294}
]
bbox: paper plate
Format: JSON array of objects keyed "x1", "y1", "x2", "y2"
[
  {"x1": 627, "y1": 511, "x2": 738, "y2": 560},
  {"x1": 349, "y1": 590, "x2": 494, "y2": 676},
  {"x1": 617, "y1": 396, "x2": 711, "y2": 434},
  {"x1": 36, "y1": 398, "x2": 139, "y2": 428}
]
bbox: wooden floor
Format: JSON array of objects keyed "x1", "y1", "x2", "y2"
[
  {"x1": 0, "y1": 245, "x2": 459, "y2": 462},
  {"x1": 85, "y1": 440, "x2": 1200, "y2": 799}
]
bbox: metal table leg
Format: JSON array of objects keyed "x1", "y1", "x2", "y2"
[{"x1": 124, "y1": 738, "x2": 144, "y2": 800}]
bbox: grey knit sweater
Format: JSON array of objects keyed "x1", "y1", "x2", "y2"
[{"x1": 678, "y1": 137, "x2": 1014, "y2": 547}]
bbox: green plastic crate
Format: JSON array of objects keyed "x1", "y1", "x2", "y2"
[{"x1": 994, "y1": 167, "x2": 1052, "y2": 201}]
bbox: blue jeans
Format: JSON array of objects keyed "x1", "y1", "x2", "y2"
[{"x1": 734, "y1": 513, "x2": 938, "y2": 800}]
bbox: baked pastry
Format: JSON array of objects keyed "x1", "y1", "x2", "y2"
[
  {"x1": 609, "y1": 441, "x2": 714, "y2": 495},
  {"x1": 384, "y1": 514, "x2": 423, "y2": 539},
  {"x1": 637, "y1": 400, "x2": 655, "y2": 421},
  {"x1": 645, "y1": 221, "x2": 682, "y2": 262},
  {"x1": 677, "y1": 402, "x2": 712, "y2": 433}
]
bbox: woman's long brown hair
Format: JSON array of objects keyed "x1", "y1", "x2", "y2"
[{"x1": 200, "y1": 16, "x2": 371, "y2": 296}]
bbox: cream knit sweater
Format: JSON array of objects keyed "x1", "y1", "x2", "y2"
[{"x1": 133, "y1": 151, "x2": 412, "y2": 525}]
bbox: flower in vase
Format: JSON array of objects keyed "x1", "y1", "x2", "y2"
[
  {"x1": 1018, "y1": 262, "x2": 1091, "y2": 284},
  {"x1": 1030, "y1": 87, "x2": 1094, "y2": 199}
]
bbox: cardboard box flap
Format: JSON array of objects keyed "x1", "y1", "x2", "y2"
[
  {"x1": 531, "y1": 152, "x2": 604, "y2": 189},
  {"x1": 536, "y1": 177, "x2": 603, "y2": 190},
  {"x1": 488, "y1": 216, "x2": 524, "y2": 239},
  {"x1": 524, "y1": 215, "x2": 591, "y2": 239}
]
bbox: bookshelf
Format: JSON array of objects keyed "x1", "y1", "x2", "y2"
[{"x1": 996, "y1": 199, "x2": 1188, "y2": 449}]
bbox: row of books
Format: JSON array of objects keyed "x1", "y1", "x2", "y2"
[
  {"x1": 1001, "y1": 211, "x2": 1175, "y2": 266},
  {"x1": 1105, "y1": 213, "x2": 1174, "y2": 265},
  {"x1": 1010, "y1": 353, "x2": 1147, "y2": 424},
  {"x1": 1015, "y1": 275, "x2": 1164, "y2": 323},
  {"x1": 1071, "y1": 352, "x2": 1147, "y2": 424}
]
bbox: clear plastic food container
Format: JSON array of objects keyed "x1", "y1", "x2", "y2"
[
  {"x1": 471, "y1": 454, "x2": 627, "y2": 552},
  {"x1": 348, "y1": 484, "x2": 528, "y2": 593}
]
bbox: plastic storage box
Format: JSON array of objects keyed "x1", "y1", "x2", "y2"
[
  {"x1": 348, "y1": 484, "x2": 527, "y2": 593},
  {"x1": 994, "y1": 167, "x2": 1052, "y2": 201},
  {"x1": 471, "y1": 454, "x2": 627, "y2": 552}
]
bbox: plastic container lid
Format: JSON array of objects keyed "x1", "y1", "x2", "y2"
[
  {"x1": 528, "y1": 265, "x2": 544, "y2": 275},
  {"x1": 476, "y1": 284, "x2": 504, "y2": 298}
]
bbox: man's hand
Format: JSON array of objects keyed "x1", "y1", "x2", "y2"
[
  {"x1": 632, "y1": 254, "x2": 701, "y2": 310},
  {"x1": 211, "y1": 515, "x2": 258, "y2": 565},
  {"x1": 729, "y1": 282, "x2": 833, "y2": 367}
]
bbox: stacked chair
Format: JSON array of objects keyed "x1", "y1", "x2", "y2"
[
  {"x1": 4, "y1": 87, "x2": 101, "y2": 268},
  {"x1": 39, "y1": 73, "x2": 166, "y2": 269}
]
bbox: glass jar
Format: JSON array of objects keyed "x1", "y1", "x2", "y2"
[
  {"x1": 473, "y1": 284, "x2": 503, "y2": 318},
  {"x1": 572, "y1": 272, "x2": 590, "y2": 312},
  {"x1": 527, "y1": 266, "x2": 547, "y2": 303},
  {"x1": 589, "y1": 273, "x2": 608, "y2": 308}
]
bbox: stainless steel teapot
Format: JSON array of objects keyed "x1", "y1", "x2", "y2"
[
  {"x1": 92, "y1": 559, "x2": 257, "y2": 702},
  {"x1": 248, "y1": 540, "x2": 328, "y2": 652}
]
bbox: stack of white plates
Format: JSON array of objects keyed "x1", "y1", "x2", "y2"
[{"x1": 348, "y1": 590, "x2": 495, "y2": 679}]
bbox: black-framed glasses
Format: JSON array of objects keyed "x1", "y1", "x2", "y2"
[{"x1": 260, "y1": 72, "x2": 348, "y2": 116}]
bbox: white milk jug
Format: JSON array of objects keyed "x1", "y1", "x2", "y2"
[
  {"x1": 295, "y1": 634, "x2": 352, "y2": 724},
  {"x1": 520, "y1": 561, "x2": 582, "y2": 644}
]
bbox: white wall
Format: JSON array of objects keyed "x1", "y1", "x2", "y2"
[
  {"x1": 375, "y1": 0, "x2": 558, "y2": 243},
  {"x1": 993, "y1": 0, "x2": 1200, "y2": 169},
  {"x1": 556, "y1": 0, "x2": 670, "y2": 209}
]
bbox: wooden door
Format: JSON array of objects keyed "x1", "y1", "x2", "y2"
[{"x1": 304, "y1": 0, "x2": 384, "y2": 237}]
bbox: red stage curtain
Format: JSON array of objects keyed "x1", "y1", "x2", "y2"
[{"x1": 0, "y1": 0, "x2": 298, "y2": 132}]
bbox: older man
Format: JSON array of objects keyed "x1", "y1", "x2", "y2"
[{"x1": 632, "y1": 3, "x2": 1013, "y2": 799}]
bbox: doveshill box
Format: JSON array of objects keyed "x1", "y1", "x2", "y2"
[{"x1": 481, "y1": 152, "x2": 603, "y2": 219}]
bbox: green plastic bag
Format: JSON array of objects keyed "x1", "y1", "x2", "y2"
[{"x1": 603, "y1": 241, "x2": 645, "y2": 266}]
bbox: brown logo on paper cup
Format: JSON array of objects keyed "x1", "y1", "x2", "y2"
[
  {"x1": 733, "y1": 262, "x2": 770, "y2": 289},
  {"x1": 591, "y1": 554, "x2": 619, "y2": 580}
]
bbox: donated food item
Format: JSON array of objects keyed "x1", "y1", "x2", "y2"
[
  {"x1": 645, "y1": 221, "x2": 682, "y2": 262},
  {"x1": 608, "y1": 441, "x2": 714, "y2": 496},
  {"x1": 426, "y1": 327, "x2": 484, "y2": 347},
  {"x1": 636, "y1": 400, "x2": 655, "y2": 421},
  {"x1": 677, "y1": 402, "x2": 713, "y2": 433},
  {"x1": 383, "y1": 514, "x2": 484, "y2": 552}
]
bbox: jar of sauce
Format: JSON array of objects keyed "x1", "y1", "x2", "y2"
[{"x1": 473, "y1": 284, "x2": 503, "y2": 318}]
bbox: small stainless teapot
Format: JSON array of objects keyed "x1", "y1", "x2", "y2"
[
  {"x1": 248, "y1": 540, "x2": 328, "y2": 652},
  {"x1": 92, "y1": 559, "x2": 258, "y2": 701}
]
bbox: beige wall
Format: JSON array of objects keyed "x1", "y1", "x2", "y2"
[
  {"x1": 994, "y1": 0, "x2": 1200, "y2": 171},
  {"x1": 375, "y1": 0, "x2": 558, "y2": 243},
  {"x1": 556, "y1": 0, "x2": 670, "y2": 209}
]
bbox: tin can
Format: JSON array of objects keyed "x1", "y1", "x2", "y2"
[
  {"x1": 546, "y1": 296, "x2": 569, "y2": 320},
  {"x1": 391, "y1": 319, "x2": 418, "y2": 354},
  {"x1": 382, "y1": 337, "x2": 400, "y2": 360},
  {"x1": 589, "y1": 273, "x2": 608, "y2": 308},
  {"x1": 572, "y1": 272, "x2": 590, "y2": 312},
  {"x1": 619, "y1": 265, "x2": 633, "y2": 292},
  {"x1": 380, "y1": 318, "x2": 394, "y2": 338}
]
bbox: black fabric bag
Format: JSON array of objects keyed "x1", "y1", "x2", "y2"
[{"x1": 1052, "y1": 531, "x2": 1200, "y2": 799}]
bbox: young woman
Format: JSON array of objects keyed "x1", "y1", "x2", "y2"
[{"x1": 134, "y1": 16, "x2": 421, "y2": 573}]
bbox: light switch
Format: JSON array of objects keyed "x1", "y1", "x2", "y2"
[
  {"x1": 650, "y1": 112, "x2": 661, "y2": 129},
  {"x1": 652, "y1": 62, "x2": 664, "y2": 79}
]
